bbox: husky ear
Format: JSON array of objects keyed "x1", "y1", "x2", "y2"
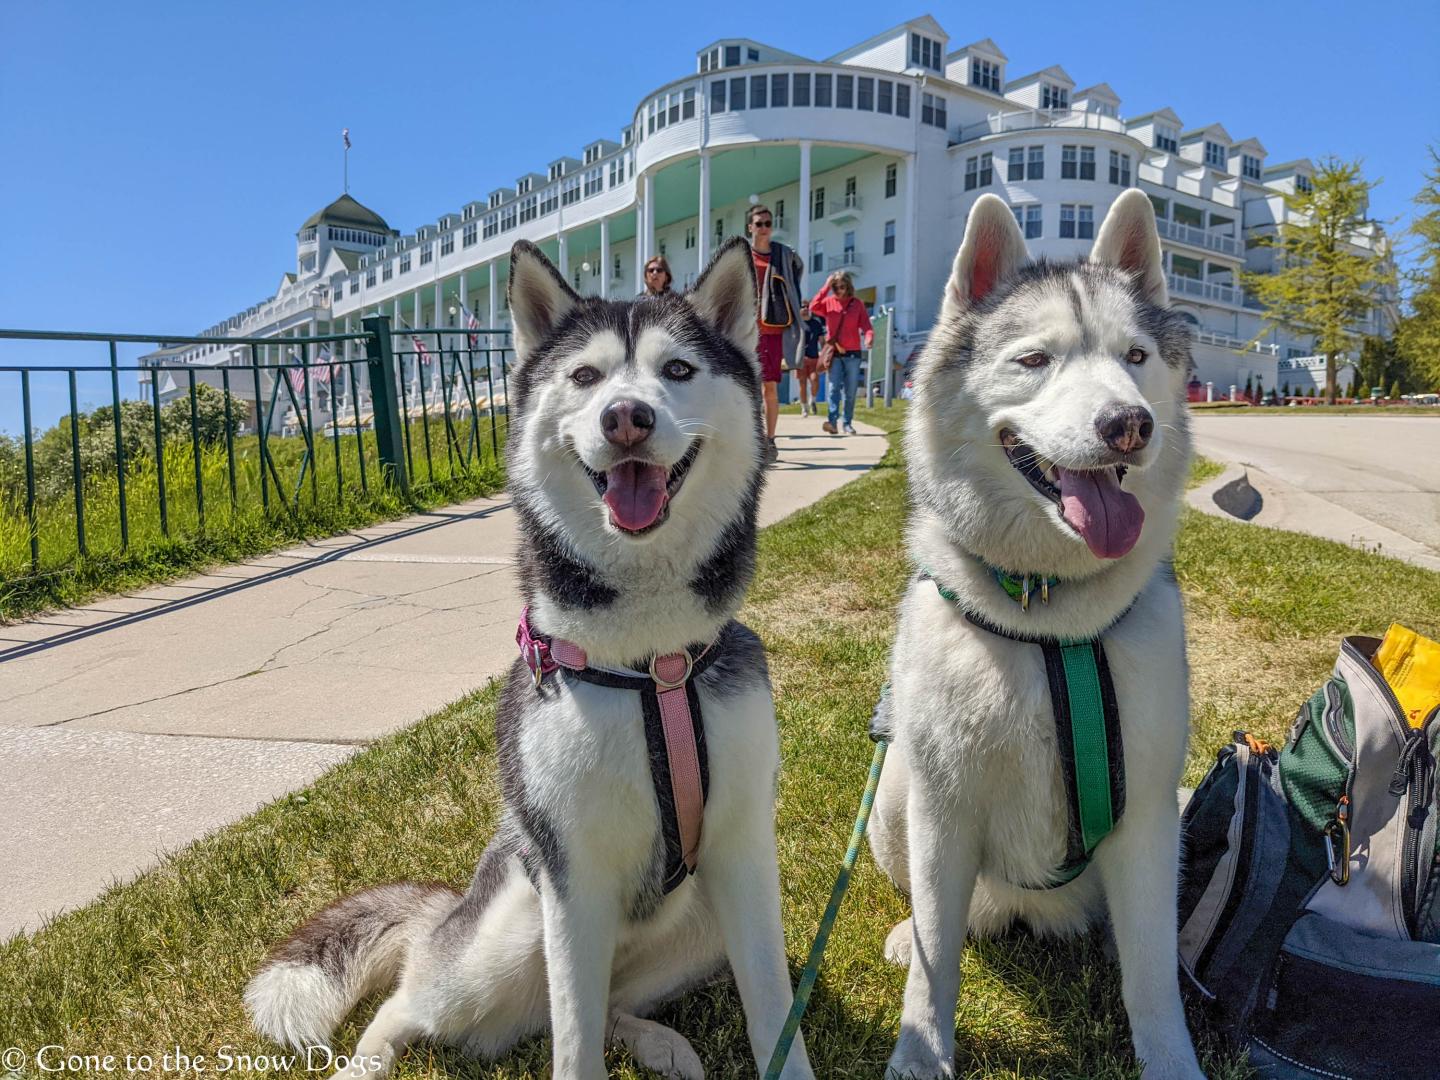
[
  {"x1": 1092, "y1": 189, "x2": 1168, "y2": 306},
  {"x1": 942, "y1": 194, "x2": 1029, "y2": 321},
  {"x1": 508, "y1": 240, "x2": 579, "y2": 362},
  {"x1": 686, "y1": 237, "x2": 758, "y2": 359}
]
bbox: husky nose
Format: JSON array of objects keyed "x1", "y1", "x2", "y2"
[
  {"x1": 601, "y1": 399, "x2": 655, "y2": 447},
  {"x1": 1096, "y1": 406, "x2": 1154, "y2": 453}
]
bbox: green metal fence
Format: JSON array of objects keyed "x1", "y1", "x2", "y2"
[{"x1": 0, "y1": 316, "x2": 510, "y2": 586}]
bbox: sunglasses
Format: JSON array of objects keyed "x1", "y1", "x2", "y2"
[
  {"x1": 753, "y1": 219, "x2": 773, "y2": 228},
  {"x1": 646, "y1": 266, "x2": 665, "y2": 274}
]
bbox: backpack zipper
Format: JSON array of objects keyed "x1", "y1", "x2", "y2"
[
  {"x1": 1320, "y1": 680, "x2": 1353, "y2": 761},
  {"x1": 1391, "y1": 704, "x2": 1440, "y2": 938}
]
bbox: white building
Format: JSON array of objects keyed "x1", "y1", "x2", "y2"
[{"x1": 144, "y1": 14, "x2": 1396, "y2": 417}]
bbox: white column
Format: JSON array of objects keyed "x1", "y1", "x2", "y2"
[
  {"x1": 697, "y1": 151, "x2": 712, "y2": 267},
  {"x1": 488, "y1": 260, "x2": 499, "y2": 375},
  {"x1": 901, "y1": 152, "x2": 919, "y2": 336},
  {"x1": 558, "y1": 230, "x2": 569, "y2": 280},
  {"x1": 634, "y1": 198, "x2": 645, "y2": 286},
  {"x1": 642, "y1": 171, "x2": 655, "y2": 263},
  {"x1": 600, "y1": 216, "x2": 611, "y2": 300},
  {"x1": 797, "y1": 140, "x2": 812, "y2": 297}
]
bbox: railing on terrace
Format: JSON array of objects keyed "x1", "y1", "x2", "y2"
[
  {"x1": 1156, "y1": 218, "x2": 1241, "y2": 257},
  {"x1": 1192, "y1": 328, "x2": 1279, "y2": 356},
  {"x1": 955, "y1": 108, "x2": 1129, "y2": 145},
  {"x1": 1166, "y1": 273, "x2": 1240, "y2": 306},
  {"x1": 0, "y1": 317, "x2": 511, "y2": 585}
]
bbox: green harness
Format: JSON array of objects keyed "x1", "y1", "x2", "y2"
[{"x1": 927, "y1": 571, "x2": 1127, "y2": 887}]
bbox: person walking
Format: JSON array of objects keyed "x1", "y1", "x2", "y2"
[
  {"x1": 638, "y1": 255, "x2": 674, "y2": 298},
  {"x1": 810, "y1": 271, "x2": 873, "y2": 435},
  {"x1": 798, "y1": 302, "x2": 825, "y2": 417},
  {"x1": 746, "y1": 204, "x2": 804, "y2": 464}
]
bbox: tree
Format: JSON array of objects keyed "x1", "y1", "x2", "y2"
[
  {"x1": 1254, "y1": 375, "x2": 1264, "y2": 404},
  {"x1": 1397, "y1": 146, "x2": 1440, "y2": 391},
  {"x1": 1390, "y1": 380, "x2": 1402, "y2": 400},
  {"x1": 1282, "y1": 380, "x2": 1291, "y2": 399},
  {"x1": 1244, "y1": 158, "x2": 1396, "y2": 403},
  {"x1": 1243, "y1": 374, "x2": 1254, "y2": 402}
]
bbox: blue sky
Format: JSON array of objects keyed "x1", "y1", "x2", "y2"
[{"x1": 2, "y1": 0, "x2": 1436, "y2": 433}]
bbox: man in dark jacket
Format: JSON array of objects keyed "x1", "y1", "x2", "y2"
[
  {"x1": 798, "y1": 302, "x2": 825, "y2": 417},
  {"x1": 746, "y1": 204, "x2": 804, "y2": 464}
]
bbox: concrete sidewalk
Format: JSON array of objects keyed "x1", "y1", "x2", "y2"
[{"x1": 0, "y1": 415, "x2": 889, "y2": 938}]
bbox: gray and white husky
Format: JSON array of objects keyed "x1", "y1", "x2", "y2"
[
  {"x1": 868, "y1": 191, "x2": 1204, "y2": 1079},
  {"x1": 246, "y1": 238, "x2": 813, "y2": 1080}
]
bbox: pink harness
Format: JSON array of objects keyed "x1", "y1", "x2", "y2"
[{"x1": 517, "y1": 607, "x2": 710, "y2": 889}]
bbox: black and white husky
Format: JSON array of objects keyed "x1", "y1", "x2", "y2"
[
  {"x1": 246, "y1": 239, "x2": 813, "y2": 1080},
  {"x1": 868, "y1": 192, "x2": 1204, "y2": 1079}
]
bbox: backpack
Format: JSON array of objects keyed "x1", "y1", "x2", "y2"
[{"x1": 1178, "y1": 636, "x2": 1440, "y2": 1079}]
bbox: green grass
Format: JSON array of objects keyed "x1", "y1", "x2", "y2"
[
  {"x1": 0, "y1": 413, "x2": 507, "y2": 622},
  {"x1": 3, "y1": 404, "x2": 1438, "y2": 1077}
]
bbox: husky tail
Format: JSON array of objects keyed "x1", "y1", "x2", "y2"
[{"x1": 244, "y1": 881, "x2": 460, "y2": 1050}]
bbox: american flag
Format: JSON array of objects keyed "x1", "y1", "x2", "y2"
[
  {"x1": 342, "y1": 128, "x2": 351, "y2": 150},
  {"x1": 286, "y1": 353, "x2": 307, "y2": 395},
  {"x1": 461, "y1": 303, "x2": 482, "y2": 349},
  {"x1": 412, "y1": 334, "x2": 432, "y2": 367}
]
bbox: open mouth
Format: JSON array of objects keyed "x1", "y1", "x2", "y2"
[
  {"x1": 999, "y1": 428, "x2": 1143, "y2": 560},
  {"x1": 582, "y1": 440, "x2": 701, "y2": 536}
]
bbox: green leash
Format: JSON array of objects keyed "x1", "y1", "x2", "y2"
[{"x1": 763, "y1": 738, "x2": 888, "y2": 1080}]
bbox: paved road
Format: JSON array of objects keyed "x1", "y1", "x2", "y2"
[
  {"x1": 0, "y1": 415, "x2": 889, "y2": 938},
  {"x1": 1191, "y1": 415, "x2": 1440, "y2": 568}
]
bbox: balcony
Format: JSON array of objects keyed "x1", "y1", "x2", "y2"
[
  {"x1": 827, "y1": 251, "x2": 861, "y2": 272},
  {"x1": 1156, "y1": 218, "x2": 1241, "y2": 258},
  {"x1": 954, "y1": 108, "x2": 1129, "y2": 145},
  {"x1": 1193, "y1": 328, "x2": 1278, "y2": 356},
  {"x1": 1167, "y1": 273, "x2": 1240, "y2": 307},
  {"x1": 827, "y1": 194, "x2": 863, "y2": 224}
]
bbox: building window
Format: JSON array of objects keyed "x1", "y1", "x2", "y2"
[
  {"x1": 1061, "y1": 204, "x2": 1094, "y2": 239},
  {"x1": 810, "y1": 239, "x2": 824, "y2": 274},
  {"x1": 1080, "y1": 146, "x2": 1096, "y2": 180},
  {"x1": 658, "y1": 238, "x2": 667, "y2": 257},
  {"x1": 857, "y1": 76, "x2": 874, "y2": 110},
  {"x1": 815, "y1": 72, "x2": 832, "y2": 107},
  {"x1": 775, "y1": 199, "x2": 786, "y2": 229},
  {"x1": 747, "y1": 47, "x2": 759, "y2": 62},
  {"x1": 584, "y1": 168, "x2": 603, "y2": 198},
  {"x1": 419, "y1": 242, "x2": 433, "y2": 266},
  {"x1": 1026, "y1": 145, "x2": 1043, "y2": 180},
  {"x1": 751, "y1": 73, "x2": 767, "y2": 108},
  {"x1": 793, "y1": 72, "x2": 810, "y2": 106},
  {"x1": 710, "y1": 79, "x2": 726, "y2": 114},
  {"x1": 1078, "y1": 204, "x2": 1094, "y2": 239},
  {"x1": 971, "y1": 58, "x2": 1001, "y2": 92},
  {"x1": 842, "y1": 230, "x2": 856, "y2": 264},
  {"x1": 1296, "y1": 174, "x2": 1313, "y2": 194},
  {"x1": 483, "y1": 214, "x2": 498, "y2": 240},
  {"x1": 501, "y1": 205, "x2": 517, "y2": 231},
  {"x1": 1149, "y1": 195, "x2": 1168, "y2": 219},
  {"x1": 1154, "y1": 127, "x2": 1179, "y2": 153},
  {"x1": 399, "y1": 253, "x2": 411, "y2": 274},
  {"x1": 366, "y1": 269, "x2": 376, "y2": 287},
  {"x1": 1109, "y1": 150, "x2": 1131, "y2": 186},
  {"x1": 349, "y1": 279, "x2": 359, "y2": 296},
  {"x1": 878, "y1": 79, "x2": 893, "y2": 113},
  {"x1": 441, "y1": 232, "x2": 454, "y2": 256},
  {"x1": 772, "y1": 73, "x2": 788, "y2": 107},
  {"x1": 1012, "y1": 204, "x2": 1042, "y2": 239},
  {"x1": 885, "y1": 162, "x2": 898, "y2": 198},
  {"x1": 1242, "y1": 154, "x2": 1262, "y2": 181},
  {"x1": 685, "y1": 225, "x2": 696, "y2": 250},
  {"x1": 921, "y1": 92, "x2": 947, "y2": 129},
  {"x1": 895, "y1": 83, "x2": 911, "y2": 118},
  {"x1": 884, "y1": 219, "x2": 896, "y2": 255},
  {"x1": 910, "y1": 32, "x2": 942, "y2": 72},
  {"x1": 1204, "y1": 141, "x2": 1227, "y2": 169},
  {"x1": 517, "y1": 177, "x2": 531, "y2": 195},
  {"x1": 489, "y1": 192, "x2": 503, "y2": 210},
  {"x1": 1008, "y1": 147, "x2": 1025, "y2": 181},
  {"x1": 729, "y1": 76, "x2": 746, "y2": 110},
  {"x1": 1041, "y1": 83, "x2": 1069, "y2": 110},
  {"x1": 462, "y1": 222, "x2": 478, "y2": 247},
  {"x1": 714, "y1": 216, "x2": 725, "y2": 249},
  {"x1": 548, "y1": 163, "x2": 563, "y2": 182},
  {"x1": 540, "y1": 188, "x2": 558, "y2": 216},
  {"x1": 382, "y1": 263, "x2": 393, "y2": 282},
  {"x1": 724, "y1": 45, "x2": 740, "y2": 67},
  {"x1": 812, "y1": 185, "x2": 825, "y2": 220},
  {"x1": 668, "y1": 93, "x2": 680, "y2": 125},
  {"x1": 837, "y1": 74, "x2": 854, "y2": 108},
  {"x1": 562, "y1": 176, "x2": 581, "y2": 206},
  {"x1": 1062, "y1": 145, "x2": 1078, "y2": 179},
  {"x1": 613, "y1": 254, "x2": 623, "y2": 279}
]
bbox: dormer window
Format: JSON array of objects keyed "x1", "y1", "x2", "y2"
[
  {"x1": 1242, "y1": 154, "x2": 1262, "y2": 181},
  {"x1": 489, "y1": 192, "x2": 502, "y2": 210},
  {"x1": 1041, "y1": 83, "x2": 1069, "y2": 110},
  {"x1": 970, "y1": 58, "x2": 1001, "y2": 92},
  {"x1": 516, "y1": 177, "x2": 532, "y2": 195},
  {"x1": 910, "y1": 32, "x2": 942, "y2": 72},
  {"x1": 1296, "y1": 174, "x2": 1313, "y2": 194},
  {"x1": 747, "y1": 47, "x2": 759, "y2": 62},
  {"x1": 1154, "y1": 125, "x2": 1179, "y2": 153},
  {"x1": 724, "y1": 44, "x2": 740, "y2": 67},
  {"x1": 1204, "y1": 141, "x2": 1227, "y2": 169}
]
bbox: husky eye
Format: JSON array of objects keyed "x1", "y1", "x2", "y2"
[
  {"x1": 570, "y1": 365, "x2": 602, "y2": 387},
  {"x1": 1126, "y1": 347, "x2": 1148, "y2": 365},
  {"x1": 1015, "y1": 351, "x2": 1049, "y2": 369},
  {"x1": 662, "y1": 359, "x2": 696, "y2": 381}
]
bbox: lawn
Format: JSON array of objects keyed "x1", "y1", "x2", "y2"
[{"x1": 3, "y1": 404, "x2": 1438, "y2": 1078}]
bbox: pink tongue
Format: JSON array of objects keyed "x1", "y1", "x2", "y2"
[
  {"x1": 603, "y1": 460, "x2": 669, "y2": 531},
  {"x1": 1056, "y1": 468, "x2": 1145, "y2": 559}
]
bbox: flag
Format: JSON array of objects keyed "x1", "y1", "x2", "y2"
[
  {"x1": 412, "y1": 335, "x2": 432, "y2": 367},
  {"x1": 285, "y1": 353, "x2": 307, "y2": 395},
  {"x1": 461, "y1": 303, "x2": 482, "y2": 349},
  {"x1": 342, "y1": 128, "x2": 351, "y2": 150}
]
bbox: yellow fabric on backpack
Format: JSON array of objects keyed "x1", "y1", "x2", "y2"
[{"x1": 1373, "y1": 624, "x2": 1440, "y2": 729}]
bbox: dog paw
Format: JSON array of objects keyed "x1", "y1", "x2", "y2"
[
  {"x1": 883, "y1": 918, "x2": 912, "y2": 966},
  {"x1": 610, "y1": 1014, "x2": 704, "y2": 1080},
  {"x1": 885, "y1": 1030, "x2": 953, "y2": 1080},
  {"x1": 1136, "y1": 1042, "x2": 1205, "y2": 1080}
]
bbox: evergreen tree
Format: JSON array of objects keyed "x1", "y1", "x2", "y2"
[
  {"x1": 1243, "y1": 374, "x2": 1253, "y2": 401},
  {"x1": 1244, "y1": 158, "x2": 1396, "y2": 403},
  {"x1": 1397, "y1": 146, "x2": 1440, "y2": 391},
  {"x1": 1390, "y1": 380, "x2": 1402, "y2": 400}
]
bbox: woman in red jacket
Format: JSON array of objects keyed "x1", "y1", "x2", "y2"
[{"x1": 810, "y1": 272, "x2": 873, "y2": 435}]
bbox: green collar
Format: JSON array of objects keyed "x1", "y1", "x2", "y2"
[{"x1": 927, "y1": 563, "x2": 1061, "y2": 612}]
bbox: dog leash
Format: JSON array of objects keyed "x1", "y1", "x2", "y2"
[{"x1": 763, "y1": 736, "x2": 888, "y2": 1080}]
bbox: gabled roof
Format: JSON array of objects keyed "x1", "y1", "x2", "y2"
[
  {"x1": 1181, "y1": 122, "x2": 1233, "y2": 144},
  {"x1": 1231, "y1": 136, "x2": 1267, "y2": 156},
  {"x1": 323, "y1": 249, "x2": 361, "y2": 276},
  {"x1": 1073, "y1": 82, "x2": 1119, "y2": 103},
  {"x1": 298, "y1": 193, "x2": 392, "y2": 234},
  {"x1": 950, "y1": 37, "x2": 1007, "y2": 61},
  {"x1": 1005, "y1": 64, "x2": 1075, "y2": 90},
  {"x1": 1126, "y1": 107, "x2": 1183, "y2": 127},
  {"x1": 1263, "y1": 158, "x2": 1315, "y2": 177},
  {"x1": 826, "y1": 14, "x2": 947, "y2": 63}
]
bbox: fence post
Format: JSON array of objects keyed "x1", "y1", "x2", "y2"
[{"x1": 362, "y1": 315, "x2": 409, "y2": 496}]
